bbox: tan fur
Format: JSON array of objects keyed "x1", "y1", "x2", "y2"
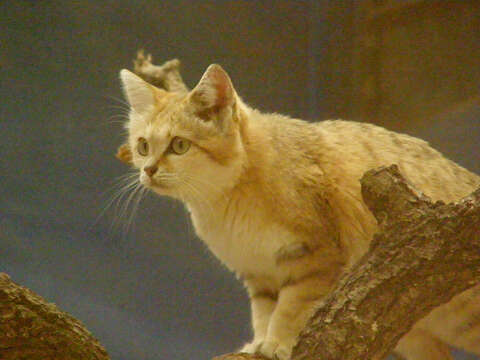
[
  {"x1": 118, "y1": 66, "x2": 480, "y2": 360},
  {"x1": 116, "y1": 143, "x2": 132, "y2": 165}
]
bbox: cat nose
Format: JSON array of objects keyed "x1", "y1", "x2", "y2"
[{"x1": 143, "y1": 165, "x2": 158, "y2": 177}]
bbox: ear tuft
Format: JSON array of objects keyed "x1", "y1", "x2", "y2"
[
  {"x1": 120, "y1": 69, "x2": 155, "y2": 115},
  {"x1": 190, "y1": 64, "x2": 234, "y2": 112}
]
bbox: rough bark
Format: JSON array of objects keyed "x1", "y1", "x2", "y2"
[
  {"x1": 291, "y1": 165, "x2": 480, "y2": 360},
  {"x1": 215, "y1": 165, "x2": 480, "y2": 360},
  {"x1": 0, "y1": 273, "x2": 109, "y2": 360}
]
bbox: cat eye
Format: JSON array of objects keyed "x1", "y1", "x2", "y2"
[
  {"x1": 170, "y1": 137, "x2": 191, "y2": 155},
  {"x1": 137, "y1": 137, "x2": 149, "y2": 156}
]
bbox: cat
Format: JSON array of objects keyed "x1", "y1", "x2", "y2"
[{"x1": 116, "y1": 62, "x2": 480, "y2": 360}]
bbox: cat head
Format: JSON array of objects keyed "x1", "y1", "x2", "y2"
[{"x1": 117, "y1": 64, "x2": 246, "y2": 203}]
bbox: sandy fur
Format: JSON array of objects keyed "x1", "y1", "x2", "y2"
[{"x1": 119, "y1": 66, "x2": 480, "y2": 360}]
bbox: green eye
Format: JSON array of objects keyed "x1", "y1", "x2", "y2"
[
  {"x1": 137, "y1": 137, "x2": 149, "y2": 156},
  {"x1": 170, "y1": 137, "x2": 191, "y2": 155}
]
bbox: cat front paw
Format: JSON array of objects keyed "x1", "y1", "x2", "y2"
[
  {"x1": 259, "y1": 339, "x2": 292, "y2": 360},
  {"x1": 239, "y1": 339, "x2": 263, "y2": 354}
]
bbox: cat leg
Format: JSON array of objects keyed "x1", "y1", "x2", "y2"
[
  {"x1": 240, "y1": 290, "x2": 277, "y2": 354},
  {"x1": 394, "y1": 328, "x2": 453, "y2": 360},
  {"x1": 259, "y1": 274, "x2": 331, "y2": 360}
]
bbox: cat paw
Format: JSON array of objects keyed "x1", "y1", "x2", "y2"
[
  {"x1": 259, "y1": 340, "x2": 292, "y2": 360},
  {"x1": 239, "y1": 339, "x2": 263, "y2": 354}
]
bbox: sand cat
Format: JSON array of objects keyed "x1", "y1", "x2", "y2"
[{"x1": 116, "y1": 58, "x2": 480, "y2": 360}]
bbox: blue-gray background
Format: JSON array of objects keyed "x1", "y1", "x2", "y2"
[{"x1": 1, "y1": 1, "x2": 478, "y2": 359}]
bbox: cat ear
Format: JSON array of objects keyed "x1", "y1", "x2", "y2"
[
  {"x1": 189, "y1": 64, "x2": 235, "y2": 117},
  {"x1": 120, "y1": 69, "x2": 156, "y2": 115},
  {"x1": 116, "y1": 142, "x2": 133, "y2": 165}
]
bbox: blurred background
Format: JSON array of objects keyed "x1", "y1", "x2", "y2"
[{"x1": 1, "y1": 1, "x2": 479, "y2": 359}]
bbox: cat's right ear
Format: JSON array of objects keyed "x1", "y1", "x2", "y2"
[
  {"x1": 116, "y1": 142, "x2": 133, "y2": 165},
  {"x1": 119, "y1": 69, "x2": 156, "y2": 115}
]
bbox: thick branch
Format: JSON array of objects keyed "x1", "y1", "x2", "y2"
[
  {"x1": 216, "y1": 165, "x2": 480, "y2": 360},
  {"x1": 0, "y1": 273, "x2": 109, "y2": 360},
  {"x1": 293, "y1": 165, "x2": 480, "y2": 360}
]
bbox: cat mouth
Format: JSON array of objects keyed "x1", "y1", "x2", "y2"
[
  {"x1": 139, "y1": 173, "x2": 172, "y2": 190},
  {"x1": 140, "y1": 174, "x2": 162, "y2": 188},
  {"x1": 148, "y1": 177, "x2": 170, "y2": 189},
  {"x1": 151, "y1": 180, "x2": 169, "y2": 189}
]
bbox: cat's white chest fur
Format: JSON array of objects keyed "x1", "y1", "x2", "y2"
[{"x1": 187, "y1": 200, "x2": 296, "y2": 281}]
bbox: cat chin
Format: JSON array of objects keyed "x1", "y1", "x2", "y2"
[
  {"x1": 139, "y1": 175, "x2": 172, "y2": 195},
  {"x1": 149, "y1": 183, "x2": 178, "y2": 198},
  {"x1": 150, "y1": 186, "x2": 170, "y2": 196}
]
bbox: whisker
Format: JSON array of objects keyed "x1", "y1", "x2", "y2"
[
  {"x1": 104, "y1": 94, "x2": 131, "y2": 109},
  {"x1": 96, "y1": 177, "x2": 139, "y2": 234},
  {"x1": 114, "y1": 180, "x2": 142, "y2": 232},
  {"x1": 105, "y1": 114, "x2": 129, "y2": 124},
  {"x1": 99, "y1": 95, "x2": 131, "y2": 131},
  {"x1": 107, "y1": 104, "x2": 130, "y2": 111},
  {"x1": 124, "y1": 183, "x2": 148, "y2": 235},
  {"x1": 91, "y1": 172, "x2": 139, "y2": 228},
  {"x1": 110, "y1": 184, "x2": 140, "y2": 230}
]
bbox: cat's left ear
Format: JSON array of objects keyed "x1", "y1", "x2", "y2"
[{"x1": 189, "y1": 64, "x2": 235, "y2": 119}]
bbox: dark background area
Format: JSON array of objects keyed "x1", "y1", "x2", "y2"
[{"x1": 1, "y1": 1, "x2": 478, "y2": 359}]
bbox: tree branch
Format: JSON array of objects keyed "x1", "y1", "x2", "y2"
[
  {"x1": 292, "y1": 165, "x2": 480, "y2": 360},
  {"x1": 133, "y1": 50, "x2": 189, "y2": 93},
  {"x1": 0, "y1": 273, "x2": 110, "y2": 360}
]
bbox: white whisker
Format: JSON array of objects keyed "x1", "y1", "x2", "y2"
[
  {"x1": 115, "y1": 180, "x2": 143, "y2": 233},
  {"x1": 92, "y1": 172, "x2": 139, "y2": 228},
  {"x1": 92, "y1": 170, "x2": 146, "y2": 241},
  {"x1": 105, "y1": 114, "x2": 130, "y2": 125},
  {"x1": 110, "y1": 182, "x2": 140, "y2": 233},
  {"x1": 124, "y1": 183, "x2": 148, "y2": 234},
  {"x1": 104, "y1": 94, "x2": 132, "y2": 109}
]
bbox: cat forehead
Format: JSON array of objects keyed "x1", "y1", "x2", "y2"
[
  {"x1": 129, "y1": 121, "x2": 171, "y2": 150},
  {"x1": 147, "y1": 121, "x2": 170, "y2": 137},
  {"x1": 129, "y1": 103, "x2": 186, "y2": 138},
  {"x1": 129, "y1": 91, "x2": 217, "y2": 140},
  {"x1": 151, "y1": 97, "x2": 203, "y2": 133},
  {"x1": 155, "y1": 90, "x2": 186, "y2": 111},
  {"x1": 127, "y1": 92, "x2": 186, "y2": 130}
]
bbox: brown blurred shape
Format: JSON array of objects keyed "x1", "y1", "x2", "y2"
[{"x1": 350, "y1": 0, "x2": 480, "y2": 126}]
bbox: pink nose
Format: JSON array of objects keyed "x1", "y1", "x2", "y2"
[{"x1": 144, "y1": 165, "x2": 158, "y2": 177}]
